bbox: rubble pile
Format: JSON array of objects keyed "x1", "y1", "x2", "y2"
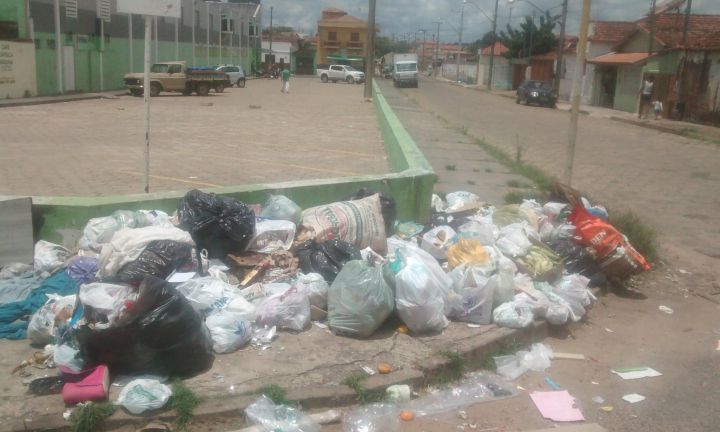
[{"x1": 0, "y1": 188, "x2": 650, "y2": 414}]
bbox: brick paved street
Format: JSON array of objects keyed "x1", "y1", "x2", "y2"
[{"x1": 0, "y1": 77, "x2": 387, "y2": 196}]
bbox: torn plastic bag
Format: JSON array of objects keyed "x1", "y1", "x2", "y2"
[
  {"x1": 343, "y1": 403, "x2": 400, "y2": 432},
  {"x1": 247, "y1": 219, "x2": 296, "y2": 253},
  {"x1": 420, "y1": 225, "x2": 457, "y2": 260},
  {"x1": 347, "y1": 188, "x2": 397, "y2": 234},
  {"x1": 447, "y1": 265, "x2": 494, "y2": 325},
  {"x1": 293, "y1": 273, "x2": 329, "y2": 311},
  {"x1": 77, "y1": 277, "x2": 214, "y2": 378},
  {"x1": 176, "y1": 277, "x2": 255, "y2": 318},
  {"x1": 301, "y1": 194, "x2": 387, "y2": 255},
  {"x1": 255, "y1": 287, "x2": 311, "y2": 332},
  {"x1": 295, "y1": 240, "x2": 362, "y2": 283},
  {"x1": 445, "y1": 191, "x2": 481, "y2": 213},
  {"x1": 392, "y1": 243, "x2": 451, "y2": 333},
  {"x1": 245, "y1": 395, "x2": 320, "y2": 432},
  {"x1": 79, "y1": 282, "x2": 137, "y2": 327},
  {"x1": 205, "y1": 309, "x2": 253, "y2": 353},
  {"x1": 116, "y1": 378, "x2": 172, "y2": 414},
  {"x1": 65, "y1": 257, "x2": 99, "y2": 286},
  {"x1": 27, "y1": 294, "x2": 76, "y2": 346},
  {"x1": 34, "y1": 240, "x2": 71, "y2": 274},
  {"x1": 260, "y1": 194, "x2": 303, "y2": 226},
  {"x1": 116, "y1": 240, "x2": 192, "y2": 285},
  {"x1": 328, "y1": 260, "x2": 395, "y2": 338},
  {"x1": 97, "y1": 226, "x2": 194, "y2": 278},
  {"x1": 177, "y1": 189, "x2": 256, "y2": 259}
]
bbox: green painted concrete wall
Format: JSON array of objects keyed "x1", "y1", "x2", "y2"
[
  {"x1": 34, "y1": 31, "x2": 256, "y2": 95},
  {"x1": 614, "y1": 64, "x2": 643, "y2": 113},
  {"x1": 30, "y1": 79, "x2": 436, "y2": 244},
  {"x1": 0, "y1": 0, "x2": 27, "y2": 39},
  {"x1": 644, "y1": 51, "x2": 679, "y2": 75}
]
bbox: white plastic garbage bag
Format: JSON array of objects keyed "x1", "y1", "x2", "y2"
[
  {"x1": 116, "y1": 378, "x2": 172, "y2": 414},
  {"x1": 431, "y1": 194, "x2": 446, "y2": 213},
  {"x1": 420, "y1": 226, "x2": 457, "y2": 260},
  {"x1": 492, "y1": 297, "x2": 534, "y2": 328},
  {"x1": 457, "y1": 217, "x2": 499, "y2": 246},
  {"x1": 34, "y1": 240, "x2": 71, "y2": 273},
  {"x1": 246, "y1": 395, "x2": 320, "y2": 432},
  {"x1": 54, "y1": 344, "x2": 84, "y2": 372},
  {"x1": 496, "y1": 223, "x2": 533, "y2": 257},
  {"x1": 255, "y1": 288, "x2": 311, "y2": 332},
  {"x1": 447, "y1": 265, "x2": 494, "y2": 325},
  {"x1": 445, "y1": 191, "x2": 481, "y2": 213},
  {"x1": 176, "y1": 277, "x2": 255, "y2": 317},
  {"x1": 294, "y1": 273, "x2": 329, "y2": 311},
  {"x1": 553, "y1": 274, "x2": 595, "y2": 320},
  {"x1": 27, "y1": 295, "x2": 76, "y2": 346},
  {"x1": 394, "y1": 244, "x2": 452, "y2": 333},
  {"x1": 79, "y1": 283, "x2": 135, "y2": 326},
  {"x1": 97, "y1": 226, "x2": 194, "y2": 278},
  {"x1": 205, "y1": 310, "x2": 253, "y2": 353},
  {"x1": 78, "y1": 217, "x2": 120, "y2": 251},
  {"x1": 489, "y1": 255, "x2": 517, "y2": 307},
  {"x1": 248, "y1": 219, "x2": 296, "y2": 253}
]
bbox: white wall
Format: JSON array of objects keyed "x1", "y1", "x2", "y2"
[
  {"x1": 0, "y1": 41, "x2": 37, "y2": 98},
  {"x1": 441, "y1": 62, "x2": 478, "y2": 84},
  {"x1": 261, "y1": 41, "x2": 291, "y2": 64},
  {"x1": 705, "y1": 52, "x2": 720, "y2": 112}
]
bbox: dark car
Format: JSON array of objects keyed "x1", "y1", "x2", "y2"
[
  {"x1": 516, "y1": 80, "x2": 557, "y2": 107},
  {"x1": 382, "y1": 65, "x2": 393, "y2": 79}
]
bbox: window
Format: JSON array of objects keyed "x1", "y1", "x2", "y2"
[
  {"x1": 228, "y1": 67, "x2": 239, "y2": 72},
  {"x1": 331, "y1": 65, "x2": 342, "y2": 71},
  {"x1": 350, "y1": 32, "x2": 359, "y2": 42},
  {"x1": 34, "y1": 39, "x2": 41, "y2": 49},
  {"x1": 0, "y1": 21, "x2": 19, "y2": 40},
  {"x1": 328, "y1": 31, "x2": 337, "y2": 41},
  {"x1": 168, "y1": 64, "x2": 182, "y2": 74},
  {"x1": 151, "y1": 64, "x2": 169, "y2": 73},
  {"x1": 195, "y1": 10, "x2": 200, "y2": 28}
]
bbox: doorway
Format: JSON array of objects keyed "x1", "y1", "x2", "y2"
[{"x1": 63, "y1": 46, "x2": 75, "y2": 92}]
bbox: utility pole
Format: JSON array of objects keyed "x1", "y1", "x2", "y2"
[
  {"x1": 487, "y1": 0, "x2": 500, "y2": 90},
  {"x1": 433, "y1": 20, "x2": 441, "y2": 76},
  {"x1": 128, "y1": 14, "x2": 134, "y2": 72},
  {"x1": 647, "y1": 0, "x2": 656, "y2": 56},
  {"x1": 564, "y1": 0, "x2": 592, "y2": 185},
  {"x1": 682, "y1": 0, "x2": 692, "y2": 47},
  {"x1": 191, "y1": 1, "x2": 195, "y2": 65},
  {"x1": 364, "y1": 0, "x2": 377, "y2": 99},
  {"x1": 418, "y1": 29, "x2": 427, "y2": 69},
  {"x1": 528, "y1": 10, "x2": 535, "y2": 78},
  {"x1": 206, "y1": 2, "x2": 210, "y2": 65},
  {"x1": 53, "y1": 0, "x2": 63, "y2": 94},
  {"x1": 554, "y1": 0, "x2": 569, "y2": 92},
  {"x1": 456, "y1": 0, "x2": 466, "y2": 83},
  {"x1": 269, "y1": 5, "x2": 273, "y2": 65}
]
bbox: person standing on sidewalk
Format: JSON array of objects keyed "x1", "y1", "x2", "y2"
[
  {"x1": 638, "y1": 76, "x2": 654, "y2": 119},
  {"x1": 281, "y1": 66, "x2": 290, "y2": 94}
]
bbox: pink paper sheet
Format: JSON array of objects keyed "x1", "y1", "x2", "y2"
[{"x1": 530, "y1": 390, "x2": 585, "y2": 422}]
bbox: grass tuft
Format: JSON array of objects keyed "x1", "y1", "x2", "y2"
[
  {"x1": 257, "y1": 384, "x2": 293, "y2": 406},
  {"x1": 70, "y1": 402, "x2": 116, "y2": 432},
  {"x1": 610, "y1": 210, "x2": 659, "y2": 263},
  {"x1": 342, "y1": 374, "x2": 386, "y2": 404},
  {"x1": 504, "y1": 190, "x2": 541, "y2": 204},
  {"x1": 507, "y1": 179, "x2": 532, "y2": 189},
  {"x1": 445, "y1": 164, "x2": 457, "y2": 171},
  {"x1": 427, "y1": 349, "x2": 466, "y2": 386},
  {"x1": 169, "y1": 380, "x2": 202, "y2": 430}
]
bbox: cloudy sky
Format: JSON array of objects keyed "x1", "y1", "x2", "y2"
[{"x1": 260, "y1": 0, "x2": 718, "y2": 43}]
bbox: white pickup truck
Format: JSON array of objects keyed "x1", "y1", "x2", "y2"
[{"x1": 317, "y1": 65, "x2": 365, "y2": 84}]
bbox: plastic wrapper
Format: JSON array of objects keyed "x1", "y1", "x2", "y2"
[
  {"x1": 34, "y1": 240, "x2": 71, "y2": 274},
  {"x1": 117, "y1": 240, "x2": 192, "y2": 284},
  {"x1": 420, "y1": 225, "x2": 457, "y2": 260},
  {"x1": 514, "y1": 244, "x2": 563, "y2": 281},
  {"x1": 65, "y1": 257, "x2": 99, "y2": 286},
  {"x1": 247, "y1": 219, "x2": 296, "y2": 253},
  {"x1": 97, "y1": 226, "x2": 194, "y2": 278},
  {"x1": 494, "y1": 343, "x2": 553, "y2": 379},
  {"x1": 492, "y1": 204, "x2": 539, "y2": 230},
  {"x1": 176, "y1": 277, "x2": 256, "y2": 318},
  {"x1": 79, "y1": 282, "x2": 135, "y2": 326},
  {"x1": 348, "y1": 188, "x2": 397, "y2": 234},
  {"x1": 293, "y1": 273, "x2": 329, "y2": 311},
  {"x1": 27, "y1": 294, "x2": 76, "y2": 345},
  {"x1": 392, "y1": 243, "x2": 451, "y2": 333},
  {"x1": 177, "y1": 189, "x2": 256, "y2": 259},
  {"x1": 255, "y1": 287, "x2": 311, "y2": 332},
  {"x1": 431, "y1": 194, "x2": 446, "y2": 213},
  {"x1": 343, "y1": 403, "x2": 400, "y2": 432},
  {"x1": 445, "y1": 191, "x2": 481, "y2": 213},
  {"x1": 77, "y1": 277, "x2": 214, "y2": 378},
  {"x1": 328, "y1": 260, "x2": 395, "y2": 338},
  {"x1": 301, "y1": 194, "x2": 387, "y2": 255},
  {"x1": 246, "y1": 395, "x2": 320, "y2": 432},
  {"x1": 394, "y1": 221, "x2": 424, "y2": 240},
  {"x1": 295, "y1": 240, "x2": 362, "y2": 283},
  {"x1": 446, "y1": 238, "x2": 491, "y2": 269},
  {"x1": 54, "y1": 344, "x2": 84, "y2": 372},
  {"x1": 116, "y1": 378, "x2": 172, "y2": 414},
  {"x1": 447, "y1": 265, "x2": 494, "y2": 324},
  {"x1": 402, "y1": 372, "x2": 516, "y2": 417},
  {"x1": 260, "y1": 194, "x2": 303, "y2": 225},
  {"x1": 205, "y1": 309, "x2": 253, "y2": 353}
]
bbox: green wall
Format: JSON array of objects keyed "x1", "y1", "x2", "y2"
[
  {"x1": 644, "y1": 51, "x2": 679, "y2": 75},
  {"x1": 33, "y1": 31, "x2": 256, "y2": 95},
  {"x1": 614, "y1": 64, "x2": 643, "y2": 113},
  {"x1": 0, "y1": 0, "x2": 27, "y2": 39}
]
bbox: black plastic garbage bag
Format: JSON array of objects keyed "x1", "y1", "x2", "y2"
[
  {"x1": 348, "y1": 188, "x2": 396, "y2": 234},
  {"x1": 295, "y1": 240, "x2": 362, "y2": 283},
  {"x1": 177, "y1": 189, "x2": 256, "y2": 259},
  {"x1": 77, "y1": 277, "x2": 214, "y2": 378},
  {"x1": 117, "y1": 240, "x2": 193, "y2": 285}
]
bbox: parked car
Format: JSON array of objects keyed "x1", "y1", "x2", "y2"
[
  {"x1": 382, "y1": 65, "x2": 393, "y2": 79},
  {"x1": 516, "y1": 80, "x2": 557, "y2": 107},
  {"x1": 317, "y1": 65, "x2": 365, "y2": 84},
  {"x1": 216, "y1": 65, "x2": 246, "y2": 88},
  {"x1": 124, "y1": 61, "x2": 230, "y2": 96}
]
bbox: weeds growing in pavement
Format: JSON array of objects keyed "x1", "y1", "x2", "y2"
[
  {"x1": 258, "y1": 384, "x2": 294, "y2": 406},
  {"x1": 610, "y1": 210, "x2": 659, "y2": 263},
  {"x1": 478, "y1": 338, "x2": 523, "y2": 371},
  {"x1": 427, "y1": 349, "x2": 466, "y2": 386},
  {"x1": 504, "y1": 190, "x2": 542, "y2": 205},
  {"x1": 170, "y1": 380, "x2": 202, "y2": 429},
  {"x1": 445, "y1": 164, "x2": 457, "y2": 171},
  {"x1": 342, "y1": 374, "x2": 387, "y2": 404},
  {"x1": 507, "y1": 179, "x2": 532, "y2": 189},
  {"x1": 70, "y1": 402, "x2": 116, "y2": 432}
]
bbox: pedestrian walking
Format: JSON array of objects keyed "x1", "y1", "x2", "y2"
[
  {"x1": 653, "y1": 100, "x2": 663, "y2": 120},
  {"x1": 281, "y1": 66, "x2": 290, "y2": 94},
  {"x1": 638, "y1": 76, "x2": 654, "y2": 119}
]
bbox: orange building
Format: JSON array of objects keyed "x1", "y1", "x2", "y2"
[{"x1": 316, "y1": 8, "x2": 377, "y2": 67}]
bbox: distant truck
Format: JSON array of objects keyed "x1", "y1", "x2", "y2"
[
  {"x1": 392, "y1": 53, "x2": 419, "y2": 88},
  {"x1": 317, "y1": 64, "x2": 365, "y2": 84},
  {"x1": 123, "y1": 61, "x2": 231, "y2": 96}
]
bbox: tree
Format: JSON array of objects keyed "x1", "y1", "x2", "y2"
[
  {"x1": 375, "y1": 36, "x2": 393, "y2": 58},
  {"x1": 499, "y1": 12, "x2": 559, "y2": 58},
  {"x1": 466, "y1": 31, "x2": 496, "y2": 55}
]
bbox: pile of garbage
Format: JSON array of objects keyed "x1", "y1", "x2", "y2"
[{"x1": 0, "y1": 187, "x2": 649, "y2": 413}]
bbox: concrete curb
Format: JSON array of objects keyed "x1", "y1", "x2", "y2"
[
  {"x1": 609, "y1": 116, "x2": 692, "y2": 138},
  {"x1": 4, "y1": 322, "x2": 548, "y2": 432},
  {"x1": 0, "y1": 92, "x2": 127, "y2": 109}
]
